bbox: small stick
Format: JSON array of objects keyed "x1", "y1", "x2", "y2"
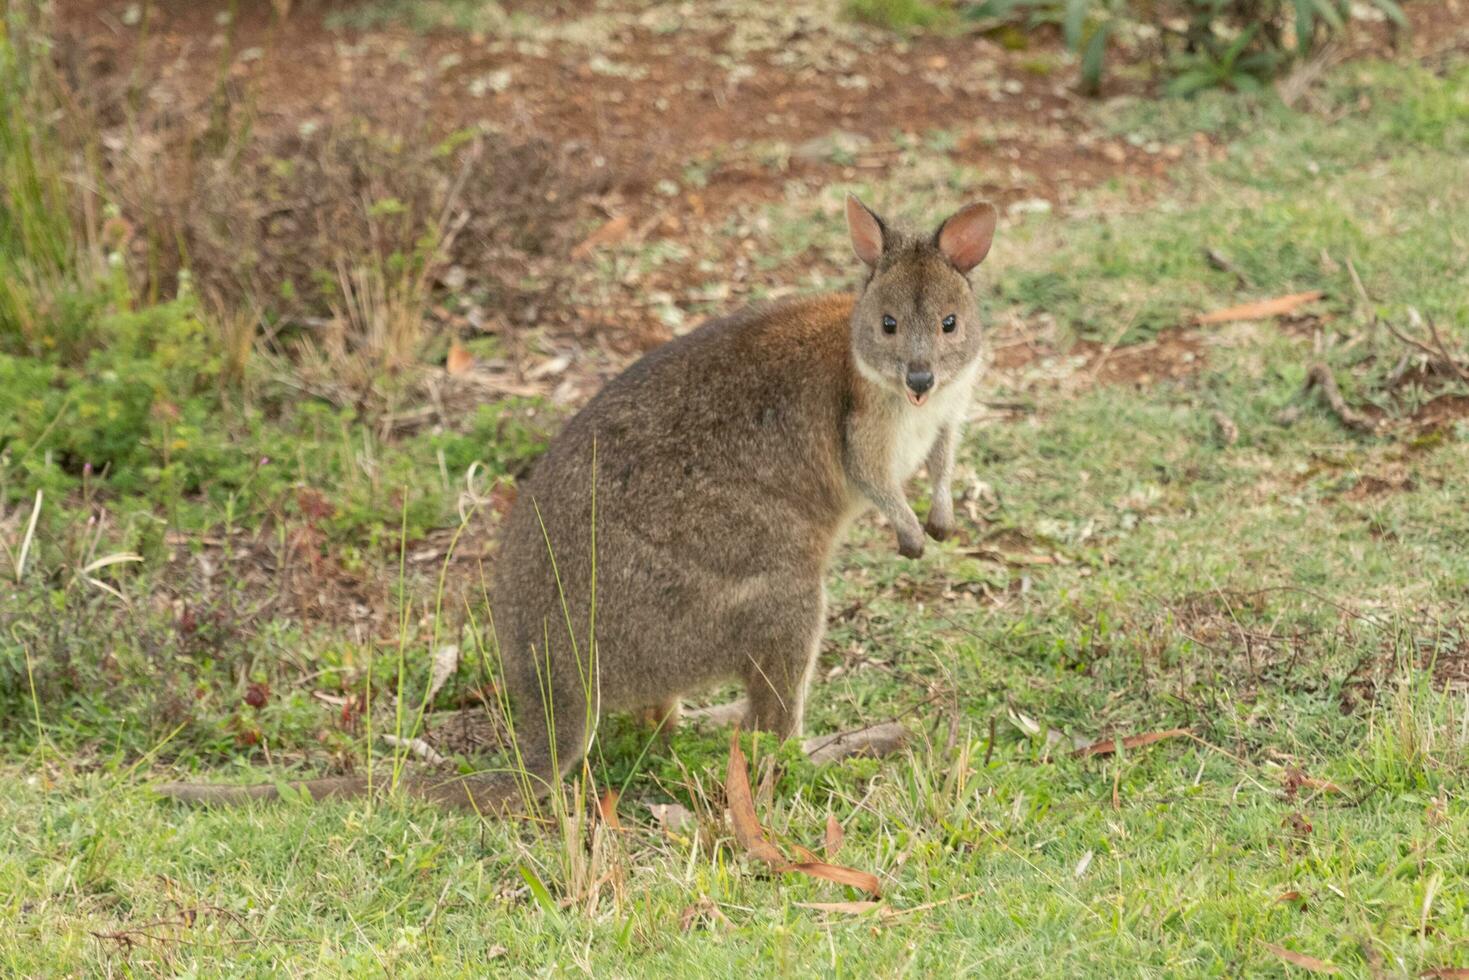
[
  {"x1": 1423, "y1": 315, "x2": 1469, "y2": 385},
  {"x1": 1304, "y1": 363, "x2": 1378, "y2": 434}
]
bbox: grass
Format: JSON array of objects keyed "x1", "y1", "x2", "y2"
[{"x1": 3, "y1": 28, "x2": 1469, "y2": 980}]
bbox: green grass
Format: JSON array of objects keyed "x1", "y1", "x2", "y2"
[
  {"x1": 844, "y1": 0, "x2": 953, "y2": 33},
  {"x1": 4, "y1": 55, "x2": 1469, "y2": 977}
]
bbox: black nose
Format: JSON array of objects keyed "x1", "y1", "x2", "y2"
[{"x1": 906, "y1": 368, "x2": 934, "y2": 395}]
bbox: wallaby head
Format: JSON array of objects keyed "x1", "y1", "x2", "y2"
[{"x1": 846, "y1": 194, "x2": 998, "y2": 406}]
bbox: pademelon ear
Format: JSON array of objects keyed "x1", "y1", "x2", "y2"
[
  {"x1": 934, "y1": 202, "x2": 998, "y2": 274},
  {"x1": 846, "y1": 193, "x2": 886, "y2": 269}
]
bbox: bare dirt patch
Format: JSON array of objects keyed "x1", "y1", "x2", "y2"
[
  {"x1": 1412, "y1": 394, "x2": 1469, "y2": 432},
  {"x1": 56, "y1": 0, "x2": 1198, "y2": 373}
]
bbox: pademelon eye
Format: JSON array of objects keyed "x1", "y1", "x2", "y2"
[
  {"x1": 882, "y1": 314, "x2": 897, "y2": 335},
  {"x1": 942, "y1": 314, "x2": 957, "y2": 333}
]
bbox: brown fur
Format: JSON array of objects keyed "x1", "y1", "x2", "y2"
[{"x1": 155, "y1": 198, "x2": 998, "y2": 811}]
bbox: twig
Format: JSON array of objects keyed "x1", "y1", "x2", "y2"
[
  {"x1": 1304, "y1": 363, "x2": 1379, "y2": 434},
  {"x1": 1085, "y1": 309, "x2": 1139, "y2": 383},
  {"x1": 1423, "y1": 314, "x2": 1469, "y2": 385},
  {"x1": 1382, "y1": 318, "x2": 1444, "y2": 362},
  {"x1": 1382, "y1": 309, "x2": 1469, "y2": 385}
]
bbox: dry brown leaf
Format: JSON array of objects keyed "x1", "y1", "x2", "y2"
[
  {"x1": 1262, "y1": 943, "x2": 1340, "y2": 974},
  {"x1": 825, "y1": 813, "x2": 844, "y2": 860},
  {"x1": 570, "y1": 213, "x2": 632, "y2": 259},
  {"x1": 790, "y1": 843, "x2": 822, "y2": 864},
  {"x1": 726, "y1": 731, "x2": 881, "y2": 897},
  {"x1": 788, "y1": 861, "x2": 882, "y2": 898},
  {"x1": 725, "y1": 730, "x2": 787, "y2": 867},
  {"x1": 1283, "y1": 767, "x2": 1346, "y2": 799},
  {"x1": 1421, "y1": 969, "x2": 1469, "y2": 978},
  {"x1": 1195, "y1": 290, "x2": 1324, "y2": 325},
  {"x1": 446, "y1": 341, "x2": 473, "y2": 375},
  {"x1": 795, "y1": 900, "x2": 882, "y2": 915},
  {"x1": 1073, "y1": 728, "x2": 1191, "y2": 758},
  {"x1": 597, "y1": 789, "x2": 622, "y2": 830}
]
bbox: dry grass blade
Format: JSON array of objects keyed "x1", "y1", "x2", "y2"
[
  {"x1": 1195, "y1": 290, "x2": 1324, "y2": 325},
  {"x1": 1262, "y1": 942, "x2": 1341, "y2": 974},
  {"x1": 1421, "y1": 969, "x2": 1469, "y2": 979},
  {"x1": 1073, "y1": 728, "x2": 1191, "y2": 758},
  {"x1": 725, "y1": 729, "x2": 787, "y2": 867},
  {"x1": 15, "y1": 490, "x2": 42, "y2": 583},
  {"x1": 79, "y1": 553, "x2": 143, "y2": 576}
]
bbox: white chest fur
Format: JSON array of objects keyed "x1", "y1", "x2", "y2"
[{"x1": 889, "y1": 360, "x2": 979, "y2": 481}]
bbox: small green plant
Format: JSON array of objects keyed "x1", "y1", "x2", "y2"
[
  {"x1": 0, "y1": 7, "x2": 110, "y2": 358},
  {"x1": 846, "y1": 0, "x2": 952, "y2": 32},
  {"x1": 964, "y1": 0, "x2": 1409, "y2": 95}
]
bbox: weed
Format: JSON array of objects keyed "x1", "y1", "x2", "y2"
[
  {"x1": 964, "y1": 0, "x2": 1409, "y2": 94},
  {"x1": 846, "y1": 0, "x2": 953, "y2": 33}
]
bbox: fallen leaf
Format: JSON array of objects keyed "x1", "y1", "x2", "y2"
[
  {"x1": 788, "y1": 861, "x2": 881, "y2": 898},
  {"x1": 725, "y1": 730, "x2": 788, "y2": 867},
  {"x1": 1421, "y1": 969, "x2": 1469, "y2": 978},
  {"x1": 790, "y1": 842, "x2": 822, "y2": 864},
  {"x1": 802, "y1": 721, "x2": 907, "y2": 763},
  {"x1": 381, "y1": 734, "x2": 447, "y2": 765},
  {"x1": 824, "y1": 813, "x2": 844, "y2": 860},
  {"x1": 1262, "y1": 942, "x2": 1340, "y2": 974},
  {"x1": 1007, "y1": 706, "x2": 1043, "y2": 738},
  {"x1": 423, "y1": 644, "x2": 460, "y2": 706},
  {"x1": 1074, "y1": 850, "x2": 1093, "y2": 878},
  {"x1": 570, "y1": 213, "x2": 631, "y2": 259},
  {"x1": 597, "y1": 789, "x2": 621, "y2": 830},
  {"x1": 1195, "y1": 290, "x2": 1324, "y2": 325},
  {"x1": 446, "y1": 340, "x2": 474, "y2": 375},
  {"x1": 1283, "y1": 767, "x2": 1345, "y2": 799},
  {"x1": 795, "y1": 900, "x2": 882, "y2": 915},
  {"x1": 525, "y1": 354, "x2": 572, "y2": 381},
  {"x1": 1073, "y1": 728, "x2": 1191, "y2": 758},
  {"x1": 648, "y1": 802, "x2": 695, "y2": 833},
  {"x1": 725, "y1": 730, "x2": 882, "y2": 897}
]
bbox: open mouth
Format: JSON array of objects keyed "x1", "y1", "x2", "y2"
[{"x1": 905, "y1": 389, "x2": 929, "y2": 407}]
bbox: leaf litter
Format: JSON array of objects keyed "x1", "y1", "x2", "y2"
[{"x1": 725, "y1": 730, "x2": 882, "y2": 899}]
